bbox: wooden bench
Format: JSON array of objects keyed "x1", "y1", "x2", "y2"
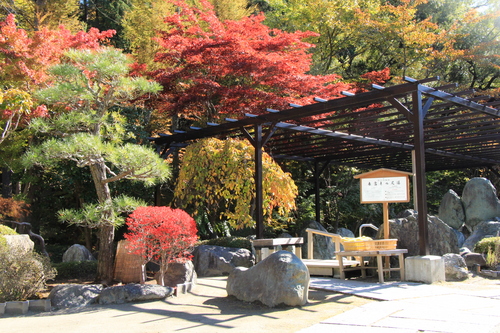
[{"x1": 301, "y1": 228, "x2": 363, "y2": 278}]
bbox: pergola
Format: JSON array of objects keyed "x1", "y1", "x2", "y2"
[{"x1": 150, "y1": 77, "x2": 500, "y2": 255}]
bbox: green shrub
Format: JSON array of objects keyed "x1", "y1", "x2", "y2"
[
  {"x1": 474, "y1": 237, "x2": 500, "y2": 268},
  {"x1": 53, "y1": 260, "x2": 97, "y2": 280},
  {"x1": 197, "y1": 236, "x2": 252, "y2": 251},
  {"x1": 0, "y1": 245, "x2": 56, "y2": 302},
  {"x1": 474, "y1": 237, "x2": 500, "y2": 253}
]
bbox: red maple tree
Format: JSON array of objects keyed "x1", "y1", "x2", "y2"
[
  {"x1": 0, "y1": 14, "x2": 115, "y2": 143},
  {"x1": 124, "y1": 206, "x2": 198, "y2": 286},
  {"x1": 149, "y1": 0, "x2": 350, "y2": 125},
  {"x1": 0, "y1": 14, "x2": 115, "y2": 88}
]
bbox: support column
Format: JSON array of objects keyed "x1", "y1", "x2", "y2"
[
  {"x1": 314, "y1": 160, "x2": 321, "y2": 223},
  {"x1": 412, "y1": 89, "x2": 430, "y2": 255},
  {"x1": 254, "y1": 125, "x2": 264, "y2": 239}
]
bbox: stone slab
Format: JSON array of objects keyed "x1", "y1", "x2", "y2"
[
  {"x1": 405, "y1": 255, "x2": 445, "y2": 283},
  {"x1": 29, "y1": 299, "x2": 51, "y2": 312},
  {"x1": 377, "y1": 316, "x2": 498, "y2": 332},
  {"x1": 309, "y1": 277, "x2": 453, "y2": 301},
  {"x1": 0, "y1": 302, "x2": 5, "y2": 315},
  {"x1": 5, "y1": 301, "x2": 29, "y2": 315}
]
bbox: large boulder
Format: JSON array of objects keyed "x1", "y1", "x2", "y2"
[
  {"x1": 461, "y1": 178, "x2": 500, "y2": 231},
  {"x1": 49, "y1": 284, "x2": 103, "y2": 308},
  {"x1": 462, "y1": 221, "x2": 500, "y2": 251},
  {"x1": 2, "y1": 234, "x2": 34, "y2": 255},
  {"x1": 226, "y1": 250, "x2": 309, "y2": 307},
  {"x1": 443, "y1": 253, "x2": 469, "y2": 281},
  {"x1": 384, "y1": 210, "x2": 459, "y2": 256},
  {"x1": 192, "y1": 245, "x2": 254, "y2": 277},
  {"x1": 62, "y1": 244, "x2": 95, "y2": 262},
  {"x1": 98, "y1": 284, "x2": 174, "y2": 305},
  {"x1": 438, "y1": 190, "x2": 465, "y2": 230},
  {"x1": 300, "y1": 221, "x2": 336, "y2": 259},
  {"x1": 155, "y1": 260, "x2": 197, "y2": 288}
]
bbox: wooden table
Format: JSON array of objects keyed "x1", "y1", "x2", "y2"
[{"x1": 335, "y1": 249, "x2": 408, "y2": 283}]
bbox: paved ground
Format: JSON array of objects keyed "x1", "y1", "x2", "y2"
[
  {"x1": 303, "y1": 277, "x2": 500, "y2": 332},
  {"x1": 0, "y1": 277, "x2": 371, "y2": 333},
  {"x1": 2, "y1": 276, "x2": 500, "y2": 333}
]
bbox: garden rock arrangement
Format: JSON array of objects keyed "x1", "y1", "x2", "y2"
[
  {"x1": 49, "y1": 284, "x2": 103, "y2": 308},
  {"x1": 226, "y1": 250, "x2": 309, "y2": 307},
  {"x1": 98, "y1": 284, "x2": 174, "y2": 305},
  {"x1": 192, "y1": 244, "x2": 254, "y2": 277},
  {"x1": 383, "y1": 210, "x2": 460, "y2": 256},
  {"x1": 438, "y1": 178, "x2": 500, "y2": 249},
  {"x1": 49, "y1": 283, "x2": 174, "y2": 309}
]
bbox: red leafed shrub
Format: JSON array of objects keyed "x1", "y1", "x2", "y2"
[{"x1": 124, "y1": 206, "x2": 198, "y2": 286}]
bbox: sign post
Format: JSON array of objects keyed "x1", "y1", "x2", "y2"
[
  {"x1": 354, "y1": 168, "x2": 412, "y2": 238},
  {"x1": 354, "y1": 168, "x2": 412, "y2": 275}
]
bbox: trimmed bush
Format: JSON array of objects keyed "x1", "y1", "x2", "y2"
[
  {"x1": 53, "y1": 260, "x2": 97, "y2": 280},
  {"x1": 0, "y1": 245, "x2": 56, "y2": 302},
  {"x1": 197, "y1": 237, "x2": 252, "y2": 251}
]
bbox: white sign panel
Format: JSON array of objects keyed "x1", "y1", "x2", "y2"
[{"x1": 360, "y1": 177, "x2": 408, "y2": 203}]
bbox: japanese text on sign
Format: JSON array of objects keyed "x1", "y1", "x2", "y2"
[{"x1": 360, "y1": 177, "x2": 408, "y2": 203}]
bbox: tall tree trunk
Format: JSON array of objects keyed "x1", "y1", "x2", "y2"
[
  {"x1": 90, "y1": 161, "x2": 115, "y2": 283},
  {"x1": 2, "y1": 167, "x2": 13, "y2": 198}
]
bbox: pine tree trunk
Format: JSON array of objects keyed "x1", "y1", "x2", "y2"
[
  {"x1": 97, "y1": 224, "x2": 115, "y2": 283},
  {"x1": 90, "y1": 162, "x2": 115, "y2": 283}
]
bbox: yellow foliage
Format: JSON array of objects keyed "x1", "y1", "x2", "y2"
[{"x1": 174, "y1": 137, "x2": 298, "y2": 229}]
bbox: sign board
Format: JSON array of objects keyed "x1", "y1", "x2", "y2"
[
  {"x1": 359, "y1": 177, "x2": 408, "y2": 203},
  {"x1": 354, "y1": 168, "x2": 412, "y2": 204}
]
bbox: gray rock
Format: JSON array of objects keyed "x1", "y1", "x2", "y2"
[
  {"x1": 155, "y1": 260, "x2": 197, "y2": 288},
  {"x1": 300, "y1": 221, "x2": 336, "y2": 259},
  {"x1": 463, "y1": 252, "x2": 487, "y2": 268},
  {"x1": 62, "y1": 244, "x2": 95, "y2": 262},
  {"x1": 462, "y1": 221, "x2": 500, "y2": 251},
  {"x1": 382, "y1": 210, "x2": 459, "y2": 256},
  {"x1": 462, "y1": 178, "x2": 500, "y2": 231},
  {"x1": 443, "y1": 253, "x2": 469, "y2": 281},
  {"x1": 452, "y1": 229, "x2": 466, "y2": 248},
  {"x1": 226, "y1": 250, "x2": 309, "y2": 307},
  {"x1": 49, "y1": 284, "x2": 103, "y2": 308},
  {"x1": 438, "y1": 190, "x2": 465, "y2": 230},
  {"x1": 192, "y1": 245, "x2": 254, "y2": 277},
  {"x1": 337, "y1": 227, "x2": 355, "y2": 238},
  {"x1": 98, "y1": 284, "x2": 174, "y2": 305},
  {"x1": 3, "y1": 235, "x2": 34, "y2": 255}
]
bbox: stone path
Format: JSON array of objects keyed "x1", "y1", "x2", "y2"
[{"x1": 301, "y1": 277, "x2": 500, "y2": 333}]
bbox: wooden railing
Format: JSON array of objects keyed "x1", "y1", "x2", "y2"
[{"x1": 305, "y1": 228, "x2": 344, "y2": 259}]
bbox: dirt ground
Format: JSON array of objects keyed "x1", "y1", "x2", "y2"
[
  {"x1": 2, "y1": 274, "x2": 499, "y2": 333},
  {"x1": 1, "y1": 276, "x2": 373, "y2": 333}
]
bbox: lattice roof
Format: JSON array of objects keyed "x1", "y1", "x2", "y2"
[{"x1": 150, "y1": 77, "x2": 500, "y2": 173}]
